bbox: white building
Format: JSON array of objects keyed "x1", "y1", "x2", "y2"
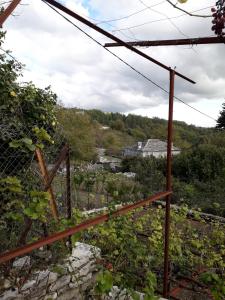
[{"x1": 123, "y1": 139, "x2": 180, "y2": 158}]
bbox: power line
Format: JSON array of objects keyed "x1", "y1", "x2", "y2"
[
  {"x1": 79, "y1": 0, "x2": 166, "y2": 41},
  {"x1": 42, "y1": 0, "x2": 217, "y2": 123},
  {"x1": 81, "y1": 15, "x2": 140, "y2": 41},
  {"x1": 95, "y1": 0, "x2": 166, "y2": 25},
  {"x1": 113, "y1": 6, "x2": 213, "y2": 33},
  {"x1": 80, "y1": 1, "x2": 165, "y2": 25},
  {"x1": 174, "y1": 96, "x2": 216, "y2": 122},
  {"x1": 137, "y1": 0, "x2": 189, "y2": 39}
]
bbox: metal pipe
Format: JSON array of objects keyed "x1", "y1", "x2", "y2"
[
  {"x1": 0, "y1": 0, "x2": 22, "y2": 27},
  {"x1": 66, "y1": 145, "x2": 72, "y2": 220},
  {"x1": 0, "y1": 191, "x2": 171, "y2": 264},
  {"x1": 105, "y1": 36, "x2": 225, "y2": 48},
  {"x1": 45, "y1": 144, "x2": 69, "y2": 191},
  {"x1": 163, "y1": 70, "x2": 175, "y2": 298},
  {"x1": 66, "y1": 145, "x2": 72, "y2": 250},
  {"x1": 35, "y1": 148, "x2": 59, "y2": 221},
  {"x1": 43, "y1": 0, "x2": 195, "y2": 84}
]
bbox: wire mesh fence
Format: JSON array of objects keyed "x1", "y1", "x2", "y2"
[{"x1": 0, "y1": 102, "x2": 72, "y2": 266}]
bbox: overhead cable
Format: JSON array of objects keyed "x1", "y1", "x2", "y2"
[
  {"x1": 42, "y1": 0, "x2": 217, "y2": 122},
  {"x1": 112, "y1": 6, "x2": 213, "y2": 33}
]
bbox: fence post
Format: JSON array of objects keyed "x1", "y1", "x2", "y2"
[
  {"x1": 66, "y1": 144, "x2": 72, "y2": 250},
  {"x1": 0, "y1": 0, "x2": 22, "y2": 27},
  {"x1": 35, "y1": 148, "x2": 59, "y2": 221},
  {"x1": 163, "y1": 69, "x2": 175, "y2": 298}
]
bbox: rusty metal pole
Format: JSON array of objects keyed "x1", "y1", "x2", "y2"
[
  {"x1": 66, "y1": 145, "x2": 72, "y2": 250},
  {"x1": 163, "y1": 69, "x2": 175, "y2": 298},
  {"x1": 0, "y1": 191, "x2": 171, "y2": 264},
  {"x1": 0, "y1": 0, "x2": 22, "y2": 27},
  {"x1": 104, "y1": 36, "x2": 225, "y2": 48},
  {"x1": 43, "y1": 0, "x2": 195, "y2": 85},
  {"x1": 66, "y1": 145, "x2": 72, "y2": 220},
  {"x1": 35, "y1": 148, "x2": 59, "y2": 221}
]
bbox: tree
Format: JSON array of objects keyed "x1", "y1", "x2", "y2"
[
  {"x1": 56, "y1": 108, "x2": 97, "y2": 161},
  {"x1": 0, "y1": 31, "x2": 59, "y2": 249},
  {"x1": 216, "y1": 102, "x2": 225, "y2": 129},
  {"x1": 0, "y1": 32, "x2": 57, "y2": 174}
]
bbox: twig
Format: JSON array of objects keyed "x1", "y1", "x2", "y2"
[{"x1": 166, "y1": 0, "x2": 211, "y2": 18}]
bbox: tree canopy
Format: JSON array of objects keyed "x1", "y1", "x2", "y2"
[
  {"x1": 0, "y1": 31, "x2": 57, "y2": 174},
  {"x1": 216, "y1": 102, "x2": 225, "y2": 129}
]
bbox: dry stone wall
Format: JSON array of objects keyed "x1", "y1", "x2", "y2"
[
  {"x1": 0, "y1": 242, "x2": 167, "y2": 300},
  {"x1": 0, "y1": 243, "x2": 100, "y2": 300}
]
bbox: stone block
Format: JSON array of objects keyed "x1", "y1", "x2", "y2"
[
  {"x1": 0, "y1": 288, "x2": 21, "y2": 300},
  {"x1": 49, "y1": 275, "x2": 71, "y2": 292},
  {"x1": 20, "y1": 280, "x2": 36, "y2": 291},
  {"x1": 43, "y1": 292, "x2": 58, "y2": 300},
  {"x1": 12, "y1": 257, "x2": 30, "y2": 269},
  {"x1": 57, "y1": 288, "x2": 82, "y2": 300},
  {"x1": 35, "y1": 270, "x2": 58, "y2": 287},
  {"x1": 71, "y1": 242, "x2": 101, "y2": 262}
]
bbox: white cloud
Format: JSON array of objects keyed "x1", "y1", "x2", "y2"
[{"x1": 2, "y1": 0, "x2": 224, "y2": 127}]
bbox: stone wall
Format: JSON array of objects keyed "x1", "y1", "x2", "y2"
[
  {"x1": 0, "y1": 243, "x2": 100, "y2": 300},
  {"x1": 0, "y1": 243, "x2": 167, "y2": 300}
]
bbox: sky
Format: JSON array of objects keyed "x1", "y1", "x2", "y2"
[{"x1": 2, "y1": 0, "x2": 225, "y2": 127}]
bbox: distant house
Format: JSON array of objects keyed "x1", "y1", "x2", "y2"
[
  {"x1": 123, "y1": 139, "x2": 180, "y2": 158},
  {"x1": 96, "y1": 148, "x2": 121, "y2": 171}
]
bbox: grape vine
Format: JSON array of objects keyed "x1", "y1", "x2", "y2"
[{"x1": 211, "y1": 0, "x2": 225, "y2": 36}]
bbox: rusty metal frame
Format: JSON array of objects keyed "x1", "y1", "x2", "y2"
[
  {"x1": 43, "y1": 0, "x2": 195, "y2": 84},
  {"x1": 163, "y1": 70, "x2": 175, "y2": 297},
  {"x1": 0, "y1": 0, "x2": 22, "y2": 27},
  {"x1": 36, "y1": 148, "x2": 59, "y2": 220},
  {"x1": 0, "y1": 191, "x2": 171, "y2": 264},
  {"x1": 0, "y1": 1, "x2": 198, "y2": 299},
  {"x1": 105, "y1": 36, "x2": 225, "y2": 48},
  {"x1": 45, "y1": 144, "x2": 69, "y2": 191}
]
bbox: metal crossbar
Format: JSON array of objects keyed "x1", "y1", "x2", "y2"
[
  {"x1": 0, "y1": 1, "x2": 198, "y2": 298},
  {"x1": 0, "y1": 191, "x2": 171, "y2": 264}
]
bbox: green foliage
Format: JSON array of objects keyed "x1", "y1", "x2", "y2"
[
  {"x1": 23, "y1": 191, "x2": 49, "y2": 222},
  {"x1": 143, "y1": 272, "x2": 158, "y2": 300},
  {"x1": 0, "y1": 32, "x2": 60, "y2": 254},
  {"x1": 111, "y1": 119, "x2": 125, "y2": 131},
  {"x1": 73, "y1": 170, "x2": 142, "y2": 206},
  {"x1": 122, "y1": 156, "x2": 165, "y2": 196},
  {"x1": 95, "y1": 270, "x2": 113, "y2": 294},
  {"x1": 82, "y1": 206, "x2": 224, "y2": 298},
  {"x1": 0, "y1": 32, "x2": 57, "y2": 174},
  {"x1": 56, "y1": 108, "x2": 97, "y2": 161},
  {"x1": 173, "y1": 144, "x2": 225, "y2": 182},
  {"x1": 87, "y1": 109, "x2": 217, "y2": 149},
  {"x1": 216, "y1": 102, "x2": 225, "y2": 129},
  {"x1": 122, "y1": 145, "x2": 225, "y2": 216},
  {"x1": 0, "y1": 176, "x2": 51, "y2": 251},
  {"x1": 200, "y1": 272, "x2": 225, "y2": 300},
  {"x1": 0, "y1": 176, "x2": 24, "y2": 223}
]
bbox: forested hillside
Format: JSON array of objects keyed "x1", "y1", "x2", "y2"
[
  {"x1": 57, "y1": 107, "x2": 225, "y2": 216},
  {"x1": 57, "y1": 107, "x2": 225, "y2": 159}
]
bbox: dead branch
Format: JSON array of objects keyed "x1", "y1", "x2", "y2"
[{"x1": 166, "y1": 0, "x2": 211, "y2": 18}]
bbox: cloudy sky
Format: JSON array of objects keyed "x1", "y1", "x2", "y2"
[{"x1": 2, "y1": 0, "x2": 225, "y2": 127}]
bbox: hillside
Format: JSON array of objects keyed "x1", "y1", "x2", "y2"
[
  {"x1": 57, "y1": 107, "x2": 225, "y2": 217},
  {"x1": 57, "y1": 107, "x2": 225, "y2": 160}
]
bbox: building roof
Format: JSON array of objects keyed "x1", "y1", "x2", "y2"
[
  {"x1": 142, "y1": 139, "x2": 180, "y2": 152},
  {"x1": 124, "y1": 139, "x2": 180, "y2": 153}
]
